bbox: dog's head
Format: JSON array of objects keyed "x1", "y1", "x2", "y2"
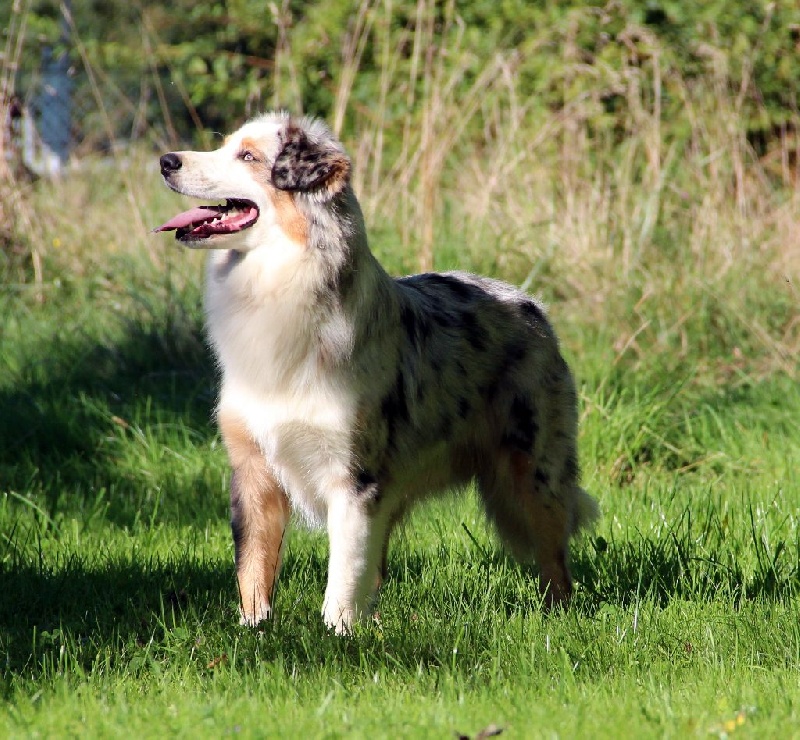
[{"x1": 154, "y1": 113, "x2": 351, "y2": 251}]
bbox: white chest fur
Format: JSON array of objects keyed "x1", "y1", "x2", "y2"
[{"x1": 206, "y1": 248, "x2": 356, "y2": 526}]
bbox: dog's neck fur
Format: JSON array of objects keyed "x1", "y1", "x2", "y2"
[{"x1": 205, "y1": 185, "x2": 396, "y2": 396}]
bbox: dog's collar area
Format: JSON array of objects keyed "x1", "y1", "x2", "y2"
[{"x1": 154, "y1": 199, "x2": 259, "y2": 241}]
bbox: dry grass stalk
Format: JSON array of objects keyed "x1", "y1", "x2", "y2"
[
  {"x1": 10, "y1": 3, "x2": 798, "y2": 379},
  {"x1": 1, "y1": 0, "x2": 43, "y2": 300}
]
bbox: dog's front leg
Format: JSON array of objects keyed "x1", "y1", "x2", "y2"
[
  {"x1": 230, "y1": 467, "x2": 291, "y2": 626},
  {"x1": 322, "y1": 493, "x2": 388, "y2": 635},
  {"x1": 219, "y1": 411, "x2": 291, "y2": 626}
]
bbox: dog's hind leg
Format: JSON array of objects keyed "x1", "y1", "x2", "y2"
[
  {"x1": 219, "y1": 410, "x2": 291, "y2": 626},
  {"x1": 322, "y1": 493, "x2": 390, "y2": 635},
  {"x1": 375, "y1": 507, "x2": 404, "y2": 592},
  {"x1": 479, "y1": 449, "x2": 577, "y2": 609}
]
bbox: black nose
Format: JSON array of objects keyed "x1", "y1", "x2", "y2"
[{"x1": 160, "y1": 152, "x2": 182, "y2": 176}]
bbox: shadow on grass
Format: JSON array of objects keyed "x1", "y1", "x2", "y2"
[
  {"x1": 571, "y1": 533, "x2": 800, "y2": 612},
  {"x1": 1, "y1": 530, "x2": 798, "y2": 686},
  {"x1": 0, "y1": 555, "x2": 234, "y2": 673},
  {"x1": 0, "y1": 309, "x2": 221, "y2": 528}
]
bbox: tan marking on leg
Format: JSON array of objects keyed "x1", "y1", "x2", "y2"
[
  {"x1": 509, "y1": 449, "x2": 533, "y2": 479},
  {"x1": 525, "y1": 495, "x2": 572, "y2": 609},
  {"x1": 487, "y1": 450, "x2": 573, "y2": 609},
  {"x1": 219, "y1": 410, "x2": 291, "y2": 625},
  {"x1": 512, "y1": 455, "x2": 572, "y2": 608}
]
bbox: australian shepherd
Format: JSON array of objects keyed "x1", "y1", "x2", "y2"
[{"x1": 155, "y1": 112, "x2": 598, "y2": 634}]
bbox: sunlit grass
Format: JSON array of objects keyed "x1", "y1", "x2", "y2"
[
  {"x1": 1, "y1": 32, "x2": 799, "y2": 734},
  {"x1": 2, "y1": 205, "x2": 799, "y2": 734}
]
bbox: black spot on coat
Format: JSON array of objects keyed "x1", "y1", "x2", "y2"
[
  {"x1": 381, "y1": 369, "x2": 410, "y2": 448},
  {"x1": 502, "y1": 395, "x2": 538, "y2": 451},
  {"x1": 520, "y1": 299, "x2": 546, "y2": 324},
  {"x1": 423, "y1": 273, "x2": 479, "y2": 302},
  {"x1": 400, "y1": 304, "x2": 431, "y2": 350},
  {"x1": 459, "y1": 311, "x2": 488, "y2": 351},
  {"x1": 354, "y1": 469, "x2": 381, "y2": 503}
]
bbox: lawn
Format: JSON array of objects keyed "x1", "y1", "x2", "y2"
[
  {"x1": 2, "y1": 4, "x2": 800, "y2": 728},
  {"x1": 1, "y1": 145, "x2": 798, "y2": 738}
]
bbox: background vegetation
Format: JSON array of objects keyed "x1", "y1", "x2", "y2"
[{"x1": 1, "y1": 0, "x2": 798, "y2": 736}]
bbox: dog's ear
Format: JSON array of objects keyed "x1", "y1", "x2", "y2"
[{"x1": 271, "y1": 125, "x2": 350, "y2": 197}]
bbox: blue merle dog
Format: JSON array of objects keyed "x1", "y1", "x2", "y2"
[{"x1": 155, "y1": 112, "x2": 599, "y2": 634}]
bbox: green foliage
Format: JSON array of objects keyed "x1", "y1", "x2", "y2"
[{"x1": 5, "y1": 1, "x2": 800, "y2": 146}]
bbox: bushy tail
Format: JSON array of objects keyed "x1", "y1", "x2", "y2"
[{"x1": 572, "y1": 487, "x2": 600, "y2": 533}]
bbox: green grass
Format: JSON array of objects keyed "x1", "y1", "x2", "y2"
[
  {"x1": 2, "y1": 37, "x2": 800, "y2": 729},
  {"x1": 2, "y1": 219, "x2": 799, "y2": 738}
]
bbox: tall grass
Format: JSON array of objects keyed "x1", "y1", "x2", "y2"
[{"x1": 5, "y1": 2, "x2": 798, "y2": 386}]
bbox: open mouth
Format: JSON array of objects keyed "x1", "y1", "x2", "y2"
[{"x1": 154, "y1": 199, "x2": 259, "y2": 242}]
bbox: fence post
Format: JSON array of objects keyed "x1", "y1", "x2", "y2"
[
  {"x1": 26, "y1": 0, "x2": 72, "y2": 177},
  {"x1": 35, "y1": 46, "x2": 72, "y2": 176}
]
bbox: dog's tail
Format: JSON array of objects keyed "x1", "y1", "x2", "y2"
[{"x1": 572, "y1": 487, "x2": 600, "y2": 534}]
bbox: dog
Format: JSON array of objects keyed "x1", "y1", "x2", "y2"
[{"x1": 155, "y1": 112, "x2": 598, "y2": 634}]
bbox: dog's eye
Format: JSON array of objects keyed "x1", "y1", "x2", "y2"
[{"x1": 240, "y1": 150, "x2": 256, "y2": 162}]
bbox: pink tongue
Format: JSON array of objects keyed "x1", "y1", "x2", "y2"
[{"x1": 154, "y1": 205, "x2": 225, "y2": 232}]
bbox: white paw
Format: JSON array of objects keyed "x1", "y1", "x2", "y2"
[{"x1": 322, "y1": 599, "x2": 356, "y2": 636}]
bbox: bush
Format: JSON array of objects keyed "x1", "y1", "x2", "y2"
[{"x1": 5, "y1": 1, "x2": 799, "y2": 148}]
